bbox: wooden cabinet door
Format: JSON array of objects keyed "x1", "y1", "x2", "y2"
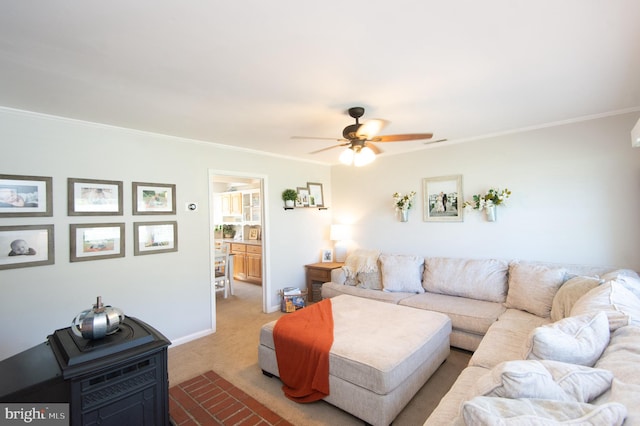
[
  {"x1": 230, "y1": 193, "x2": 242, "y2": 215},
  {"x1": 246, "y1": 253, "x2": 262, "y2": 282}
]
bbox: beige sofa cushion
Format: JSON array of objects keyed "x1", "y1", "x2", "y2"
[
  {"x1": 523, "y1": 312, "x2": 610, "y2": 367},
  {"x1": 423, "y1": 257, "x2": 509, "y2": 303},
  {"x1": 400, "y1": 292, "x2": 505, "y2": 335},
  {"x1": 379, "y1": 254, "x2": 425, "y2": 293},
  {"x1": 550, "y1": 275, "x2": 602, "y2": 322},
  {"x1": 475, "y1": 360, "x2": 613, "y2": 403},
  {"x1": 571, "y1": 280, "x2": 640, "y2": 331},
  {"x1": 595, "y1": 325, "x2": 640, "y2": 386},
  {"x1": 505, "y1": 261, "x2": 567, "y2": 317},
  {"x1": 470, "y1": 309, "x2": 551, "y2": 369},
  {"x1": 461, "y1": 397, "x2": 627, "y2": 425}
]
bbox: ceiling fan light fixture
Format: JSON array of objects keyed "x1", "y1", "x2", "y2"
[
  {"x1": 354, "y1": 146, "x2": 376, "y2": 167},
  {"x1": 339, "y1": 148, "x2": 355, "y2": 165}
]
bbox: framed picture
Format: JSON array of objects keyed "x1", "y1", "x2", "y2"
[
  {"x1": 423, "y1": 175, "x2": 463, "y2": 222},
  {"x1": 0, "y1": 225, "x2": 54, "y2": 270},
  {"x1": 68, "y1": 178, "x2": 123, "y2": 216},
  {"x1": 296, "y1": 187, "x2": 309, "y2": 207},
  {"x1": 0, "y1": 174, "x2": 52, "y2": 217},
  {"x1": 321, "y1": 248, "x2": 334, "y2": 263},
  {"x1": 248, "y1": 227, "x2": 259, "y2": 240},
  {"x1": 307, "y1": 182, "x2": 324, "y2": 207},
  {"x1": 134, "y1": 221, "x2": 178, "y2": 255},
  {"x1": 70, "y1": 223, "x2": 125, "y2": 262},
  {"x1": 132, "y1": 182, "x2": 176, "y2": 215}
]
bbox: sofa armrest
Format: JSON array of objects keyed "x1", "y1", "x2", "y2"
[{"x1": 331, "y1": 267, "x2": 346, "y2": 284}]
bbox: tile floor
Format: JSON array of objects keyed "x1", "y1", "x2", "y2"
[{"x1": 169, "y1": 370, "x2": 294, "y2": 426}]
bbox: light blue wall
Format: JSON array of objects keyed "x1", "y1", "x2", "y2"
[{"x1": 0, "y1": 108, "x2": 332, "y2": 360}]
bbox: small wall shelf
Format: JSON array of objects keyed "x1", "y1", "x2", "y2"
[{"x1": 283, "y1": 207, "x2": 328, "y2": 211}]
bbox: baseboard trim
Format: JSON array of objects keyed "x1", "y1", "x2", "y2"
[{"x1": 169, "y1": 329, "x2": 214, "y2": 347}]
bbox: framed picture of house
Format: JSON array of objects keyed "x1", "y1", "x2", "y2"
[
  {"x1": 0, "y1": 174, "x2": 52, "y2": 217},
  {"x1": 132, "y1": 182, "x2": 176, "y2": 215},
  {"x1": 0, "y1": 225, "x2": 54, "y2": 270},
  {"x1": 133, "y1": 221, "x2": 178, "y2": 255},
  {"x1": 423, "y1": 175, "x2": 463, "y2": 222},
  {"x1": 307, "y1": 182, "x2": 324, "y2": 207},
  {"x1": 296, "y1": 187, "x2": 309, "y2": 207},
  {"x1": 70, "y1": 223, "x2": 125, "y2": 262},
  {"x1": 68, "y1": 178, "x2": 123, "y2": 216}
]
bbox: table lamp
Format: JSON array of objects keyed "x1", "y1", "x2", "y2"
[{"x1": 330, "y1": 224, "x2": 351, "y2": 262}]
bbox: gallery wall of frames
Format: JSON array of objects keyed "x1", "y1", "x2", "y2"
[{"x1": 0, "y1": 174, "x2": 178, "y2": 270}]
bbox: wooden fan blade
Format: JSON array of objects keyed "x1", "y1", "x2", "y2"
[
  {"x1": 366, "y1": 142, "x2": 383, "y2": 155},
  {"x1": 291, "y1": 136, "x2": 347, "y2": 142},
  {"x1": 370, "y1": 133, "x2": 433, "y2": 142},
  {"x1": 356, "y1": 119, "x2": 389, "y2": 139},
  {"x1": 309, "y1": 143, "x2": 349, "y2": 154}
]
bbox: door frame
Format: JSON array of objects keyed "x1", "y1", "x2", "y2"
[{"x1": 208, "y1": 169, "x2": 269, "y2": 330}]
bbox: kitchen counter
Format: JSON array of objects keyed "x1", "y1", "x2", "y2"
[{"x1": 221, "y1": 238, "x2": 261, "y2": 246}]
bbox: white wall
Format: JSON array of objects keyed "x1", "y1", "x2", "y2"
[
  {"x1": 331, "y1": 112, "x2": 640, "y2": 271},
  {"x1": 0, "y1": 108, "x2": 332, "y2": 360}
]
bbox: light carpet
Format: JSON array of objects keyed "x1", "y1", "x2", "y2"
[{"x1": 168, "y1": 281, "x2": 470, "y2": 425}]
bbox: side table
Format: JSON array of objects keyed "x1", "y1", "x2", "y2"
[{"x1": 305, "y1": 262, "x2": 344, "y2": 303}]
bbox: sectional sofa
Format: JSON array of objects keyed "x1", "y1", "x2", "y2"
[{"x1": 321, "y1": 252, "x2": 640, "y2": 425}]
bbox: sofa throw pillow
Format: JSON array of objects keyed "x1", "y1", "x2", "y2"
[
  {"x1": 571, "y1": 280, "x2": 640, "y2": 331},
  {"x1": 505, "y1": 261, "x2": 567, "y2": 317},
  {"x1": 379, "y1": 254, "x2": 424, "y2": 293},
  {"x1": 423, "y1": 257, "x2": 509, "y2": 303},
  {"x1": 462, "y1": 397, "x2": 627, "y2": 426},
  {"x1": 550, "y1": 275, "x2": 603, "y2": 322},
  {"x1": 523, "y1": 311, "x2": 610, "y2": 366},
  {"x1": 475, "y1": 359, "x2": 613, "y2": 403}
]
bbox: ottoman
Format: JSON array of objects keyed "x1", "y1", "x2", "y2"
[{"x1": 258, "y1": 294, "x2": 451, "y2": 426}]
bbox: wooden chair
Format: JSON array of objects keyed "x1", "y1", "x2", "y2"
[{"x1": 214, "y1": 243, "x2": 232, "y2": 298}]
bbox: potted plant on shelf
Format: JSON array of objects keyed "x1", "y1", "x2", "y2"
[
  {"x1": 222, "y1": 224, "x2": 236, "y2": 239},
  {"x1": 282, "y1": 189, "x2": 298, "y2": 208}
]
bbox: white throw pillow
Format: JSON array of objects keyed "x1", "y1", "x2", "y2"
[
  {"x1": 462, "y1": 397, "x2": 627, "y2": 425},
  {"x1": 379, "y1": 254, "x2": 425, "y2": 293},
  {"x1": 423, "y1": 257, "x2": 509, "y2": 303},
  {"x1": 523, "y1": 312, "x2": 610, "y2": 366},
  {"x1": 475, "y1": 360, "x2": 613, "y2": 403},
  {"x1": 550, "y1": 275, "x2": 603, "y2": 322},
  {"x1": 571, "y1": 280, "x2": 640, "y2": 331},
  {"x1": 505, "y1": 261, "x2": 567, "y2": 317}
]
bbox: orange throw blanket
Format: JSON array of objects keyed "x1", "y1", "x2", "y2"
[{"x1": 273, "y1": 298, "x2": 334, "y2": 403}]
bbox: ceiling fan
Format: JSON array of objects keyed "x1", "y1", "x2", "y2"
[{"x1": 292, "y1": 106, "x2": 438, "y2": 166}]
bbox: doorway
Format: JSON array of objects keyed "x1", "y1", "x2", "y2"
[{"x1": 209, "y1": 170, "x2": 267, "y2": 329}]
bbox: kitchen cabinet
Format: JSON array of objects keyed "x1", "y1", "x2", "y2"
[
  {"x1": 221, "y1": 192, "x2": 242, "y2": 216},
  {"x1": 231, "y1": 243, "x2": 262, "y2": 285}
]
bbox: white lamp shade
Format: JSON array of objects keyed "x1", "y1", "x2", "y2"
[{"x1": 330, "y1": 224, "x2": 351, "y2": 241}]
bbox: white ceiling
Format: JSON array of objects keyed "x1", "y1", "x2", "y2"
[{"x1": 1, "y1": 1, "x2": 639, "y2": 164}]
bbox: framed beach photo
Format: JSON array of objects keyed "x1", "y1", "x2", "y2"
[
  {"x1": 132, "y1": 182, "x2": 176, "y2": 215},
  {"x1": 0, "y1": 174, "x2": 52, "y2": 217},
  {"x1": 307, "y1": 182, "x2": 324, "y2": 207},
  {"x1": 68, "y1": 178, "x2": 123, "y2": 216},
  {"x1": 0, "y1": 225, "x2": 54, "y2": 270},
  {"x1": 133, "y1": 221, "x2": 178, "y2": 255},
  {"x1": 70, "y1": 223, "x2": 125, "y2": 262},
  {"x1": 423, "y1": 175, "x2": 463, "y2": 222}
]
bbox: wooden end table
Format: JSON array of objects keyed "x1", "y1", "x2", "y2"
[{"x1": 305, "y1": 262, "x2": 344, "y2": 303}]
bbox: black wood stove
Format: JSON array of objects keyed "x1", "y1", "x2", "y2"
[{"x1": 0, "y1": 317, "x2": 171, "y2": 426}]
